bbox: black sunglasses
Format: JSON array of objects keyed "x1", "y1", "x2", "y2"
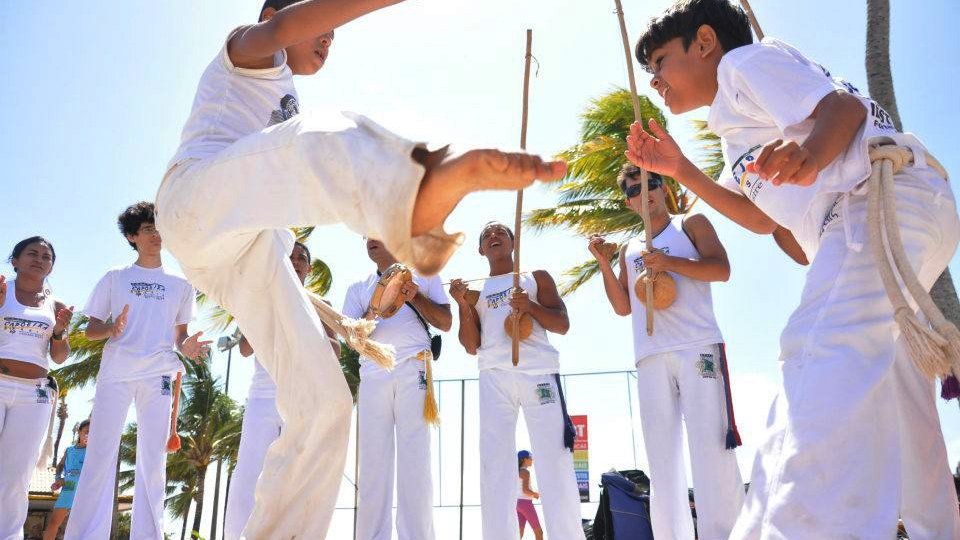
[{"x1": 623, "y1": 177, "x2": 663, "y2": 199}]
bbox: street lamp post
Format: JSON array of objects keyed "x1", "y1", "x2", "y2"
[{"x1": 210, "y1": 328, "x2": 241, "y2": 540}]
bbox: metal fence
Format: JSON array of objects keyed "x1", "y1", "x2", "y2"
[{"x1": 327, "y1": 370, "x2": 646, "y2": 539}]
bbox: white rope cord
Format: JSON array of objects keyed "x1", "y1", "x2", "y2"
[
  {"x1": 868, "y1": 144, "x2": 959, "y2": 378},
  {"x1": 307, "y1": 290, "x2": 396, "y2": 371}
]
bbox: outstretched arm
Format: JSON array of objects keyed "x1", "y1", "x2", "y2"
[
  {"x1": 229, "y1": 0, "x2": 403, "y2": 68},
  {"x1": 626, "y1": 119, "x2": 777, "y2": 234}
]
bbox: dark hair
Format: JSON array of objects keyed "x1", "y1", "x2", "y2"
[
  {"x1": 617, "y1": 163, "x2": 663, "y2": 193},
  {"x1": 635, "y1": 0, "x2": 752, "y2": 68},
  {"x1": 293, "y1": 241, "x2": 311, "y2": 262},
  {"x1": 77, "y1": 420, "x2": 90, "y2": 433},
  {"x1": 260, "y1": 0, "x2": 300, "y2": 21},
  {"x1": 118, "y1": 202, "x2": 156, "y2": 251},
  {"x1": 518, "y1": 449, "x2": 532, "y2": 469},
  {"x1": 478, "y1": 222, "x2": 515, "y2": 248},
  {"x1": 9, "y1": 236, "x2": 56, "y2": 271}
]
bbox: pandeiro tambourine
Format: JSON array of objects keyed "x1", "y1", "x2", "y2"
[{"x1": 368, "y1": 263, "x2": 413, "y2": 319}]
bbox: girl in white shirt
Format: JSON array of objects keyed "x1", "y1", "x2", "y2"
[{"x1": 0, "y1": 236, "x2": 73, "y2": 539}]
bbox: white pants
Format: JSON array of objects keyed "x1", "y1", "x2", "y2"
[
  {"x1": 478, "y1": 369, "x2": 585, "y2": 540},
  {"x1": 0, "y1": 375, "x2": 53, "y2": 540},
  {"x1": 731, "y1": 167, "x2": 960, "y2": 539},
  {"x1": 894, "y1": 338, "x2": 960, "y2": 540},
  {"x1": 224, "y1": 396, "x2": 282, "y2": 540},
  {"x1": 65, "y1": 375, "x2": 174, "y2": 540},
  {"x1": 156, "y1": 111, "x2": 434, "y2": 539},
  {"x1": 634, "y1": 344, "x2": 744, "y2": 540},
  {"x1": 357, "y1": 358, "x2": 435, "y2": 540}
]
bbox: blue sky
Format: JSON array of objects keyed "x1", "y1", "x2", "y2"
[{"x1": 2, "y1": 0, "x2": 958, "y2": 537}]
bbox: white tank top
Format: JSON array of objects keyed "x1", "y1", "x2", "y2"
[
  {"x1": 477, "y1": 273, "x2": 560, "y2": 374},
  {"x1": 0, "y1": 279, "x2": 56, "y2": 369},
  {"x1": 168, "y1": 29, "x2": 299, "y2": 169},
  {"x1": 625, "y1": 216, "x2": 723, "y2": 361},
  {"x1": 518, "y1": 470, "x2": 533, "y2": 500}
]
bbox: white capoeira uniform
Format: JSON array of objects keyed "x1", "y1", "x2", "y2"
[
  {"x1": 343, "y1": 271, "x2": 448, "y2": 540},
  {"x1": 623, "y1": 217, "x2": 744, "y2": 540},
  {"x1": 155, "y1": 31, "x2": 456, "y2": 540},
  {"x1": 475, "y1": 272, "x2": 586, "y2": 540},
  {"x1": 708, "y1": 38, "x2": 960, "y2": 539},
  {"x1": 224, "y1": 359, "x2": 282, "y2": 540},
  {"x1": 65, "y1": 264, "x2": 196, "y2": 540},
  {"x1": 0, "y1": 280, "x2": 58, "y2": 540}
]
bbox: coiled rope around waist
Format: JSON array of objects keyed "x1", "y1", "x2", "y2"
[{"x1": 867, "y1": 142, "x2": 959, "y2": 379}]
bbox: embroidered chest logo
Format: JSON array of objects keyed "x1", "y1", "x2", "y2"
[
  {"x1": 535, "y1": 383, "x2": 556, "y2": 405},
  {"x1": 418, "y1": 370, "x2": 427, "y2": 390},
  {"x1": 485, "y1": 288, "x2": 512, "y2": 310},
  {"x1": 268, "y1": 94, "x2": 300, "y2": 126},
  {"x1": 2, "y1": 316, "x2": 50, "y2": 338},
  {"x1": 160, "y1": 375, "x2": 172, "y2": 396},
  {"x1": 632, "y1": 247, "x2": 669, "y2": 272},
  {"x1": 130, "y1": 282, "x2": 166, "y2": 301},
  {"x1": 697, "y1": 353, "x2": 718, "y2": 379}
]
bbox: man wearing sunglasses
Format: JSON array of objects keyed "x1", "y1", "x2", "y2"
[{"x1": 588, "y1": 164, "x2": 744, "y2": 540}]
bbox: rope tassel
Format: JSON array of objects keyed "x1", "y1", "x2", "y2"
[
  {"x1": 867, "y1": 144, "x2": 959, "y2": 378},
  {"x1": 421, "y1": 351, "x2": 440, "y2": 426},
  {"x1": 308, "y1": 291, "x2": 396, "y2": 371}
]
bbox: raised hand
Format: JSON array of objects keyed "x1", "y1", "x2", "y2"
[
  {"x1": 625, "y1": 119, "x2": 688, "y2": 178},
  {"x1": 180, "y1": 331, "x2": 213, "y2": 361},
  {"x1": 448, "y1": 279, "x2": 469, "y2": 305},
  {"x1": 0, "y1": 275, "x2": 6, "y2": 308},
  {"x1": 112, "y1": 305, "x2": 130, "y2": 338},
  {"x1": 53, "y1": 305, "x2": 75, "y2": 336}
]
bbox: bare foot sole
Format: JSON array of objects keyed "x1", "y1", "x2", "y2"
[{"x1": 411, "y1": 147, "x2": 567, "y2": 236}]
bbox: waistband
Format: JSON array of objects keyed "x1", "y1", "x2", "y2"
[{"x1": 0, "y1": 372, "x2": 54, "y2": 387}]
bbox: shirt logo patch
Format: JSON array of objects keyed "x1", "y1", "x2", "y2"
[
  {"x1": 2, "y1": 316, "x2": 50, "y2": 338},
  {"x1": 130, "y1": 282, "x2": 166, "y2": 301},
  {"x1": 418, "y1": 370, "x2": 427, "y2": 390},
  {"x1": 697, "y1": 353, "x2": 718, "y2": 379},
  {"x1": 36, "y1": 386, "x2": 50, "y2": 404},
  {"x1": 485, "y1": 288, "x2": 512, "y2": 310},
  {"x1": 535, "y1": 383, "x2": 556, "y2": 405},
  {"x1": 268, "y1": 94, "x2": 300, "y2": 126},
  {"x1": 160, "y1": 375, "x2": 172, "y2": 396},
  {"x1": 633, "y1": 247, "x2": 669, "y2": 272}
]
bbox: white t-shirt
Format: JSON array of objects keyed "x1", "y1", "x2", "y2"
[
  {"x1": 624, "y1": 217, "x2": 723, "y2": 361},
  {"x1": 342, "y1": 271, "x2": 449, "y2": 378},
  {"x1": 168, "y1": 29, "x2": 299, "y2": 169},
  {"x1": 83, "y1": 264, "x2": 197, "y2": 383},
  {"x1": 709, "y1": 37, "x2": 908, "y2": 259},
  {"x1": 476, "y1": 272, "x2": 560, "y2": 374}
]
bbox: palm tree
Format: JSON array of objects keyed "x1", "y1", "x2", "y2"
[
  {"x1": 864, "y1": 0, "x2": 960, "y2": 341},
  {"x1": 525, "y1": 88, "x2": 721, "y2": 295}
]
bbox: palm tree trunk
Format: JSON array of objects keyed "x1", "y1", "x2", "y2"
[
  {"x1": 191, "y1": 467, "x2": 207, "y2": 538},
  {"x1": 210, "y1": 460, "x2": 223, "y2": 540},
  {"x1": 181, "y1": 497, "x2": 191, "y2": 540},
  {"x1": 866, "y1": 0, "x2": 960, "y2": 339},
  {"x1": 51, "y1": 400, "x2": 68, "y2": 468}
]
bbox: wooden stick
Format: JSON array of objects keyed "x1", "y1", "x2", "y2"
[
  {"x1": 511, "y1": 29, "x2": 533, "y2": 366},
  {"x1": 613, "y1": 0, "x2": 655, "y2": 335},
  {"x1": 739, "y1": 0, "x2": 765, "y2": 40}
]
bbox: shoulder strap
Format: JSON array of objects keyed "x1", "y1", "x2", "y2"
[{"x1": 406, "y1": 301, "x2": 433, "y2": 338}]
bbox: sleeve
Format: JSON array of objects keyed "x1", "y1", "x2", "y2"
[
  {"x1": 723, "y1": 43, "x2": 841, "y2": 132},
  {"x1": 341, "y1": 284, "x2": 365, "y2": 320},
  {"x1": 82, "y1": 272, "x2": 113, "y2": 322},
  {"x1": 717, "y1": 140, "x2": 739, "y2": 192},
  {"x1": 426, "y1": 275, "x2": 450, "y2": 305},
  {"x1": 175, "y1": 284, "x2": 198, "y2": 326}
]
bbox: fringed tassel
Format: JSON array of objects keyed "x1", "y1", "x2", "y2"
[
  {"x1": 941, "y1": 372, "x2": 960, "y2": 401},
  {"x1": 422, "y1": 351, "x2": 440, "y2": 426},
  {"x1": 36, "y1": 381, "x2": 58, "y2": 471},
  {"x1": 895, "y1": 309, "x2": 950, "y2": 379},
  {"x1": 166, "y1": 372, "x2": 183, "y2": 453},
  {"x1": 310, "y1": 291, "x2": 396, "y2": 370},
  {"x1": 717, "y1": 345, "x2": 742, "y2": 450}
]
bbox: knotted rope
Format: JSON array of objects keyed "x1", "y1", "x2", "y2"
[{"x1": 307, "y1": 290, "x2": 396, "y2": 371}]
